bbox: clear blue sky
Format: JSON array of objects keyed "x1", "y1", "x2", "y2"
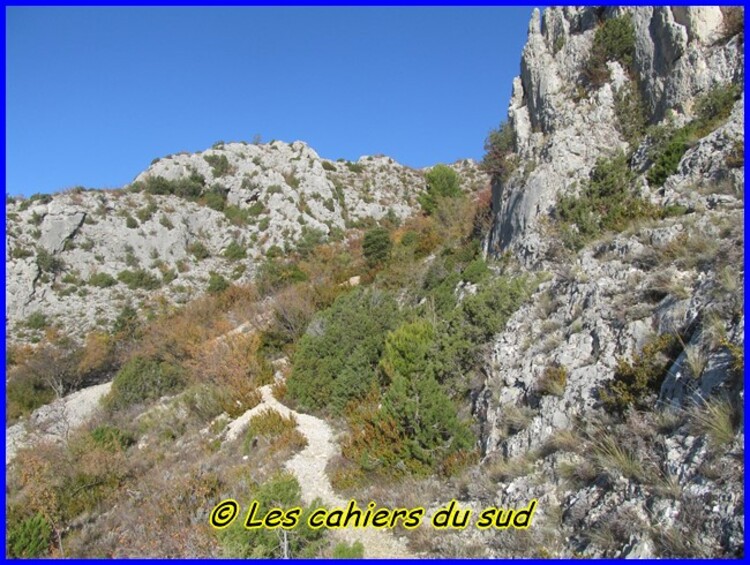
[{"x1": 6, "y1": 6, "x2": 537, "y2": 197}]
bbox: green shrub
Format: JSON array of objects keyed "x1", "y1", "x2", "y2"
[
  {"x1": 159, "y1": 214, "x2": 174, "y2": 230},
  {"x1": 421, "y1": 274, "x2": 538, "y2": 388},
  {"x1": 207, "y1": 272, "x2": 229, "y2": 294},
  {"x1": 188, "y1": 241, "x2": 210, "y2": 260},
  {"x1": 362, "y1": 226, "x2": 392, "y2": 267},
  {"x1": 287, "y1": 288, "x2": 400, "y2": 414},
  {"x1": 7, "y1": 513, "x2": 51, "y2": 557},
  {"x1": 295, "y1": 227, "x2": 326, "y2": 258},
  {"x1": 614, "y1": 81, "x2": 648, "y2": 147},
  {"x1": 382, "y1": 362, "x2": 474, "y2": 472},
  {"x1": 223, "y1": 241, "x2": 247, "y2": 261},
  {"x1": 25, "y1": 311, "x2": 48, "y2": 330},
  {"x1": 125, "y1": 215, "x2": 138, "y2": 229},
  {"x1": 599, "y1": 334, "x2": 682, "y2": 414},
  {"x1": 256, "y1": 259, "x2": 308, "y2": 294},
  {"x1": 36, "y1": 248, "x2": 65, "y2": 274},
  {"x1": 117, "y1": 269, "x2": 162, "y2": 290},
  {"x1": 344, "y1": 321, "x2": 475, "y2": 476},
  {"x1": 265, "y1": 245, "x2": 283, "y2": 259},
  {"x1": 461, "y1": 259, "x2": 489, "y2": 284},
  {"x1": 400, "y1": 230, "x2": 419, "y2": 247},
  {"x1": 135, "y1": 201, "x2": 157, "y2": 223},
  {"x1": 695, "y1": 83, "x2": 741, "y2": 124},
  {"x1": 112, "y1": 304, "x2": 140, "y2": 338},
  {"x1": 161, "y1": 269, "x2": 177, "y2": 284},
  {"x1": 481, "y1": 120, "x2": 517, "y2": 179},
  {"x1": 379, "y1": 320, "x2": 436, "y2": 383},
  {"x1": 583, "y1": 14, "x2": 636, "y2": 87},
  {"x1": 332, "y1": 541, "x2": 364, "y2": 558},
  {"x1": 419, "y1": 164, "x2": 462, "y2": 215},
  {"x1": 647, "y1": 83, "x2": 741, "y2": 187},
  {"x1": 6, "y1": 373, "x2": 55, "y2": 422},
  {"x1": 258, "y1": 217, "x2": 270, "y2": 231},
  {"x1": 556, "y1": 152, "x2": 662, "y2": 249},
  {"x1": 18, "y1": 192, "x2": 52, "y2": 211},
  {"x1": 646, "y1": 126, "x2": 694, "y2": 188},
  {"x1": 203, "y1": 190, "x2": 226, "y2": 211},
  {"x1": 107, "y1": 356, "x2": 185, "y2": 409},
  {"x1": 204, "y1": 154, "x2": 232, "y2": 177},
  {"x1": 224, "y1": 205, "x2": 251, "y2": 226},
  {"x1": 218, "y1": 474, "x2": 326, "y2": 558},
  {"x1": 726, "y1": 139, "x2": 744, "y2": 168},
  {"x1": 136, "y1": 173, "x2": 206, "y2": 199},
  {"x1": 284, "y1": 172, "x2": 300, "y2": 189},
  {"x1": 462, "y1": 275, "x2": 537, "y2": 342},
  {"x1": 321, "y1": 161, "x2": 337, "y2": 172},
  {"x1": 88, "y1": 272, "x2": 118, "y2": 288},
  {"x1": 346, "y1": 162, "x2": 364, "y2": 173},
  {"x1": 90, "y1": 425, "x2": 135, "y2": 451},
  {"x1": 247, "y1": 201, "x2": 265, "y2": 216},
  {"x1": 11, "y1": 246, "x2": 34, "y2": 259}
]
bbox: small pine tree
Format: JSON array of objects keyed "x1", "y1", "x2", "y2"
[
  {"x1": 379, "y1": 320, "x2": 435, "y2": 383},
  {"x1": 362, "y1": 227, "x2": 392, "y2": 267},
  {"x1": 379, "y1": 320, "x2": 473, "y2": 471},
  {"x1": 419, "y1": 164, "x2": 461, "y2": 214}
]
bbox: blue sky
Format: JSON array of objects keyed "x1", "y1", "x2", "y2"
[{"x1": 6, "y1": 6, "x2": 536, "y2": 197}]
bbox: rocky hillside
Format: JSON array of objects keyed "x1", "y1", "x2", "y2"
[
  {"x1": 5, "y1": 141, "x2": 486, "y2": 343},
  {"x1": 4, "y1": 5, "x2": 744, "y2": 560},
  {"x1": 465, "y1": 6, "x2": 744, "y2": 557}
]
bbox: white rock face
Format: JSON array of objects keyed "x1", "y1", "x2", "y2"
[
  {"x1": 6, "y1": 141, "x2": 487, "y2": 343},
  {"x1": 488, "y1": 6, "x2": 744, "y2": 262},
  {"x1": 474, "y1": 7, "x2": 744, "y2": 556}
]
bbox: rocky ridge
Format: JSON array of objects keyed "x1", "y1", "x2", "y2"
[{"x1": 5, "y1": 142, "x2": 486, "y2": 343}]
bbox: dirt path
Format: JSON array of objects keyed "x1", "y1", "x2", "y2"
[
  {"x1": 224, "y1": 385, "x2": 414, "y2": 558},
  {"x1": 6, "y1": 382, "x2": 112, "y2": 465}
]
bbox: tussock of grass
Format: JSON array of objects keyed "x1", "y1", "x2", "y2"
[
  {"x1": 593, "y1": 434, "x2": 646, "y2": 481},
  {"x1": 689, "y1": 399, "x2": 738, "y2": 450},
  {"x1": 486, "y1": 454, "x2": 533, "y2": 482}
]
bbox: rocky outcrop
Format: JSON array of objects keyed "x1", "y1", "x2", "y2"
[
  {"x1": 6, "y1": 141, "x2": 487, "y2": 344},
  {"x1": 475, "y1": 6, "x2": 743, "y2": 558},
  {"x1": 487, "y1": 6, "x2": 743, "y2": 262}
]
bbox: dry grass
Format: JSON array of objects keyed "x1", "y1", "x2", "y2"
[
  {"x1": 558, "y1": 458, "x2": 598, "y2": 487},
  {"x1": 541, "y1": 428, "x2": 581, "y2": 456},
  {"x1": 720, "y1": 7, "x2": 744, "y2": 43},
  {"x1": 189, "y1": 332, "x2": 270, "y2": 417},
  {"x1": 646, "y1": 269, "x2": 690, "y2": 301},
  {"x1": 271, "y1": 379, "x2": 287, "y2": 400},
  {"x1": 683, "y1": 344, "x2": 707, "y2": 379},
  {"x1": 652, "y1": 470, "x2": 682, "y2": 499},
  {"x1": 587, "y1": 507, "x2": 642, "y2": 555},
  {"x1": 245, "y1": 408, "x2": 307, "y2": 456},
  {"x1": 679, "y1": 233, "x2": 721, "y2": 270},
  {"x1": 652, "y1": 527, "x2": 704, "y2": 557},
  {"x1": 654, "y1": 408, "x2": 687, "y2": 434},
  {"x1": 689, "y1": 398, "x2": 738, "y2": 450},
  {"x1": 593, "y1": 434, "x2": 646, "y2": 482},
  {"x1": 486, "y1": 454, "x2": 534, "y2": 482},
  {"x1": 496, "y1": 404, "x2": 535, "y2": 438},
  {"x1": 536, "y1": 364, "x2": 568, "y2": 397}
]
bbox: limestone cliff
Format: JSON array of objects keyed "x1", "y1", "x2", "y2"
[
  {"x1": 488, "y1": 6, "x2": 742, "y2": 262},
  {"x1": 470, "y1": 6, "x2": 743, "y2": 557},
  {"x1": 5, "y1": 142, "x2": 486, "y2": 343}
]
